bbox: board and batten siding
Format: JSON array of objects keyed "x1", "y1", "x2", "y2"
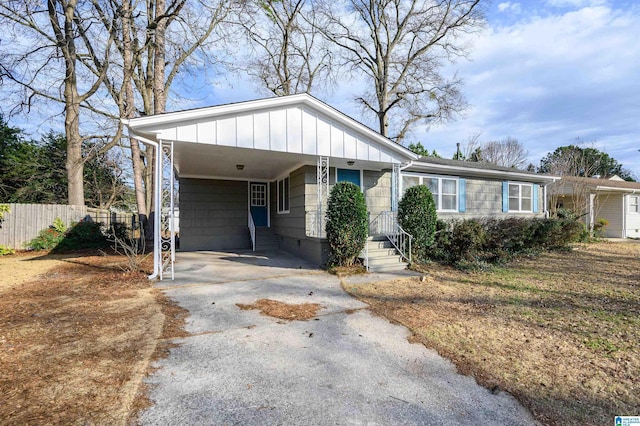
[
  {"x1": 153, "y1": 106, "x2": 400, "y2": 164},
  {"x1": 625, "y1": 194, "x2": 640, "y2": 238},
  {"x1": 179, "y1": 178, "x2": 250, "y2": 250}
]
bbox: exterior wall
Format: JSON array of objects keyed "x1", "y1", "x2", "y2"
[
  {"x1": 180, "y1": 178, "x2": 250, "y2": 250},
  {"x1": 363, "y1": 170, "x2": 392, "y2": 219},
  {"x1": 625, "y1": 195, "x2": 640, "y2": 238},
  {"x1": 402, "y1": 175, "x2": 545, "y2": 220},
  {"x1": 271, "y1": 166, "x2": 309, "y2": 240},
  {"x1": 595, "y1": 193, "x2": 624, "y2": 238}
]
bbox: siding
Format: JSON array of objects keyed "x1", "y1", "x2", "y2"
[
  {"x1": 595, "y1": 193, "x2": 624, "y2": 238},
  {"x1": 430, "y1": 178, "x2": 545, "y2": 220},
  {"x1": 180, "y1": 178, "x2": 250, "y2": 250},
  {"x1": 271, "y1": 166, "x2": 307, "y2": 240}
]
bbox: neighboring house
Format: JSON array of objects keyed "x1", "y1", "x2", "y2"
[
  {"x1": 551, "y1": 176, "x2": 640, "y2": 238},
  {"x1": 122, "y1": 94, "x2": 557, "y2": 278}
]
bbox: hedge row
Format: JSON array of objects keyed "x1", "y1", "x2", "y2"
[{"x1": 428, "y1": 217, "x2": 584, "y2": 269}]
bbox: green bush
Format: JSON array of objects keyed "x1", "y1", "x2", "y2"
[
  {"x1": 53, "y1": 220, "x2": 109, "y2": 252},
  {"x1": 325, "y1": 182, "x2": 368, "y2": 267},
  {"x1": 26, "y1": 226, "x2": 66, "y2": 250},
  {"x1": 397, "y1": 185, "x2": 437, "y2": 261},
  {"x1": 450, "y1": 219, "x2": 486, "y2": 263},
  {"x1": 426, "y1": 216, "x2": 584, "y2": 269},
  {"x1": 0, "y1": 245, "x2": 15, "y2": 255},
  {"x1": 26, "y1": 218, "x2": 110, "y2": 252}
]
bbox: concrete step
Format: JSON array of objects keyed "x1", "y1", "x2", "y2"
[
  {"x1": 366, "y1": 239, "x2": 394, "y2": 249},
  {"x1": 365, "y1": 255, "x2": 406, "y2": 267},
  {"x1": 368, "y1": 263, "x2": 408, "y2": 273},
  {"x1": 366, "y1": 247, "x2": 399, "y2": 257}
]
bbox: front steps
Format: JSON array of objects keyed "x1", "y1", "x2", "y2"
[
  {"x1": 254, "y1": 226, "x2": 279, "y2": 251},
  {"x1": 362, "y1": 236, "x2": 409, "y2": 273}
]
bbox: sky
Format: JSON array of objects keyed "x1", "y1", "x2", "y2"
[
  {"x1": 200, "y1": 0, "x2": 640, "y2": 176},
  {"x1": 5, "y1": 0, "x2": 640, "y2": 177}
]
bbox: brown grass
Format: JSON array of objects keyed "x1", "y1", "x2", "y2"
[
  {"x1": 342, "y1": 242, "x2": 640, "y2": 426},
  {"x1": 237, "y1": 299, "x2": 324, "y2": 321},
  {"x1": 0, "y1": 252, "x2": 188, "y2": 425}
]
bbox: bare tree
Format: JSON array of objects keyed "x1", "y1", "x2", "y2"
[
  {"x1": 317, "y1": 0, "x2": 484, "y2": 142},
  {"x1": 238, "y1": 0, "x2": 334, "y2": 96},
  {"x1": 481, "y1": 137, "x2": 529, "y2": 169},
  {"x1": 0, "y1": 0, "x2": 119, "y2": 205}
]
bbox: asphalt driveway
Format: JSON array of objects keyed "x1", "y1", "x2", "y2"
[{"x1": 140, "y1": 250, "x2": 538, "y2": 425}]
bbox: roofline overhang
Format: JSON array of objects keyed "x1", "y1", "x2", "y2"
[
  {"x1": 406, "y1": 161, "x2": 560, "y2": 183},
  {"x1": 122, "y1": 94, "x2": 418, "y2": 162},
  {"x1": 594, "y1": 185, "x2": 640, "y2": 193}
]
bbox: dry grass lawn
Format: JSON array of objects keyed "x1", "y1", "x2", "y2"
[
  {"x1": 343, "y1": 242, "x2": 639, "y2": 426},
  {"x1": 0, "y1": 251, "x2": 188, "y2": 425},
  {"x1": 237, "y1": 299, "x2": 324, "y2": 321}
]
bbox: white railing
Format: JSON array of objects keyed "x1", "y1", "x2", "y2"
[
  {"x1": 248, "y1": 212, "x2": 256, "y2": 251},
  {"x1": 370, "y1": 211, "x2": 412, "y2": 264}
]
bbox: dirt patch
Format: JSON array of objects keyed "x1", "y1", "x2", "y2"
[
  {"x1": 237, "y1": 299, "x2": 324, "y2": 321},
  {"x1": 328, "y1": 265, "x2": 367, "y2": 277},
  {"x1": 343, "y1": 242, "x2": 639, "y2": 426},
  {"x1": 0, "y1": 252, "x2": 187, "y2": 425}
]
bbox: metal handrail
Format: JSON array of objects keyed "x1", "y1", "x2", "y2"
[
  {"x1": 248, "y1": 212, "x2": 256, "y2": 251},
  {"x1": 370, "y1": 211, "x2": 412, "y2": 264}
]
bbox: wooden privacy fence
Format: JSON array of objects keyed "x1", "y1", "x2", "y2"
[{"x1": 0, "y1": 203, "x2": 134, "y2": 250}]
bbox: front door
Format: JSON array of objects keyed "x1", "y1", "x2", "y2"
[
  {"x1": 337, "y1": 168, "x2": 361, "y2": 187},
  {"x1": 250, "y1": 182, "x2": 268, "y2": 226}
]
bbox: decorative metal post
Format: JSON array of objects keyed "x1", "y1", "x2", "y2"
[
  {"x1": 159, "y1": 140, "x2": 176, "y2": 280},
  {"x1": 317, "y1": 156, "x2": 329, "y2": 237}
]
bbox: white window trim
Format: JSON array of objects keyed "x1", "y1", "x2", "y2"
[
  {"x1": 629, "y1": 195, "x2": 639, "y2": 214},
  {"x1": 508, "y1": 182, "x2": 533, "y2": 213},
  {"x1": 277, "y1": 176, "x2": 290, "y2": 214},
  {"x1": 400, "y1": 173, "x2": 459, "y2": 213}
]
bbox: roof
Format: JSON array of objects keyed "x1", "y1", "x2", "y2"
[
  {"x1": 123, "y1": 93, "x2": 417, "y2": 163},
  {"x1": 405, "y1": 157, "x2": 559, "y2": 183},
  {"x1": 559, "y1": 176, "x2": 640, "y2": 192}
]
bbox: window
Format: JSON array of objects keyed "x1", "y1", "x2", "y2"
[
  {"x1": 508, "y1": 183, "x2": 532, "y2": 212},
  {"x1": 250, "y1": 184, "x2": 266, "y2": 207},
  {"x1": 402, "y1": 174, "x2": 458, "y2": 212},
  {"x1": 630, "y1": 196, "x2": 639, "y2": 214},
  {"x1": 277, "y1": 176, "x2": 290, "y2": 213}
]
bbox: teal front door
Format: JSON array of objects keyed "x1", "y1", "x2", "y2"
[
  {"x1": 337, "y1": 168, "x2": 361, "y2": 187},
  {"x1": 250, "y1": 182, "x2": 268, "y2": 226}
]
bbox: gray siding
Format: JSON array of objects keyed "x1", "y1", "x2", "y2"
[
  {"x1": 363, "y1": 170, "x2": 392, "y2": 219},
  {"x1": 180, "y1": 178, "x2": 250, "y2": 250},
  {"x1": 271, "y1": 166, "x2": 308, "y2": 240}
]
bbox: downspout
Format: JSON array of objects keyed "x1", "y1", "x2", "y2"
[{"x1": 122, "y1": 124, "x2": 161, "y2": 280}]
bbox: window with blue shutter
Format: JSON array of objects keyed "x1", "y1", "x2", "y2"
[
  {"x1": 532, "y1": 184, "x2": 539, "y2": 213},
  {"x1": 458, "y1": 178, "x2": 466, "y2": 212},
  {"x1": 502, "y1": 181, "x2": 509, "y2": 212}
]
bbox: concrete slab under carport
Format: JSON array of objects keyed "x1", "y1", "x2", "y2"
[{"x1": 141, "y1": 250, "x2": 538, "y2": 425}]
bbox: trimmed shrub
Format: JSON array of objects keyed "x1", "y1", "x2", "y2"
[
  {"x1": 397, "y1": 185, "x2": 437, "y2": 261},
  {"x1": 426, "y1": 216, "x2": 584, "y2": 269},
  {"x1": 325, "y1": 182, "x2": 368, "y2": 267},
  {"x1": 450, "y1": 219, "x2": 486, "y2": 263},
  {"x1": 53, "y1": 220, "x2": 109, "y2": 252}
]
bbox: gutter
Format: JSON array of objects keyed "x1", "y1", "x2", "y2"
[
  {"x1": 124, "y1": 124, "x2": 161, "y2": 281},
  {"x1": 407, "y1": 161, "x2": 560, "y2": 183}
]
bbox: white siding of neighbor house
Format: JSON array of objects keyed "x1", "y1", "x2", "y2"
[
  {"x1": 154, "y1": 106, "x2": 400, "y2": 163},
  {"x1": 595, "y1": 193, "x2": 624, "y2": 238},
  {"x1": 625, "y1": 195, "x2": 640, "y2": 238}
]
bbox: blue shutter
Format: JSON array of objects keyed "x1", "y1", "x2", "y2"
[
  {"x1": 458, "y1": 178, "x2": 466, "y2": 212},
  {"x1": 502, "y1": 181, "x2": 509, "y2": 212},
  {"x1": 532, "y1": 184, "x2": 539, "y2": 213}
]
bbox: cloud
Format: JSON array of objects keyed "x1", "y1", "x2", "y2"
[
  {"x1": 422, "y1": 2, "x2": 640, "y2": 172},
  {"x1": 497, "y1": 2, "x2": 522, "y2": 13}
]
